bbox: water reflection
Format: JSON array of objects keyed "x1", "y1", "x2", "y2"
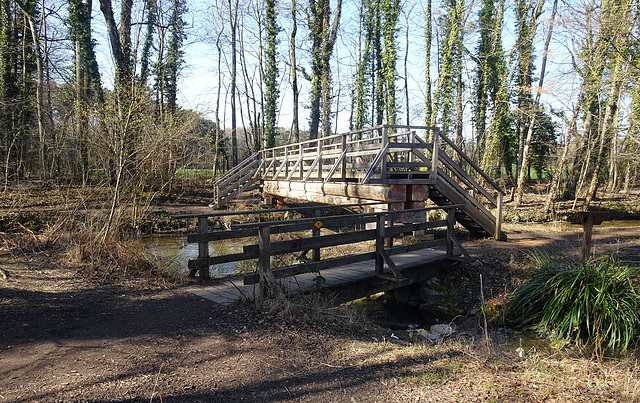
[
  {"x1": 553, "y1": 220, "x2": 640, "y2": 231},
  {"x1": 141, "y1": 235, "x2": 244, "y2": 277}
]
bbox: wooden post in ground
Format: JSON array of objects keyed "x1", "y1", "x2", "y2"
[
  {"x1": 375, "y1": 213, "x2": 385, "y2": 275},
  {"x1": 196, "y1": 217, "x2": 210, "y2": 280},
  {"x1": 446, "y1": 207, "x2": 455, "y2": 257},
  {"x1": 258, "y1": 225, "x2": 278, "y2": 299},
  {"x1": 495, "y1": 192, "x2": 503, "y2": 240},
  {"x1": 582, "y1": 215, "x2": 594, "y2": 261},
  {"x1": 312, "y1": 209, "x2": 321, "y2": 261},
  {"x1": 571, "y1": 211, "x2": 607, "y2": 262}
]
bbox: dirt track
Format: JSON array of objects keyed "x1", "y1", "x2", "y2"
[{"x1": 2, "y1": 222, "x2": 639, "y2": 402}]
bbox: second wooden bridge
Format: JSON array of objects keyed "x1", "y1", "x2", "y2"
[{"x1": 175, "y1": 203, "x2": 466, "y2": 304}]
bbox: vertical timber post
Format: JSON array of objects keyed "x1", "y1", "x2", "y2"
[
  {"x1": 381, "y1": 126, "x2": 389, "y2": 180},
  {"x1": 197, "y1": 217, "x2": 211, "y2": 280},
  {"x1": 431, "y1": 128, "x2": 439, "y2": 176},
  {"x1": 284, "y1": 147, "x2": 289, "y2": 178},
  {"x1": 317, "y1": 139, "x2": 323, "y2": 180},
  {"x1": 386, "y1": 203, "x2": 394, "y2": 248},
  {"x1": 446, "y1": 207, "x2": 455, "y2": 257},
  {"x1": 582, "y1": 215, "x2": 594, "y2": 262},
  {"x1": 495, "y1": 192, "x2": 503, "y2": 240},
  {"x1": 341, "y1": 133, "x2": 347, "y2": 180},
  {"x1": 375, "y1": 213, "x2": 385, "y2": 275},
  {"x1": 258, "y1": 225, "x2": 278, "y2": 299},
  {"x1": 299, "y1": 143, "x2": 304, "y2": 179},
  {"x1": 312, "y1": 209, "x2": 321, "y2": 261}
]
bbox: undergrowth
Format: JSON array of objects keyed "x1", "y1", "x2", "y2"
[{"x1": 507, "y1": 253, "x2": 640, "y2": 355}]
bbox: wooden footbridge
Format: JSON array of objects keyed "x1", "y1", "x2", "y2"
[
  {"x1": 176, "y1": 203, "x2": 465, "y2": 304},
  {"x1": 175, "y1": 125, "x2": 506, "y2": 304},
  {"x1": 211, "y1": 125, "x2": 505, "y2": 240}
]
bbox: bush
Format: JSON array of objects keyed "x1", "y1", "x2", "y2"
[{"x1": 507, "y1": 254, "x2": 640, "y2": 353}]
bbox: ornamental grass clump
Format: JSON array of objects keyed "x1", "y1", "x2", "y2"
[{"x1": 507, "y1": 254, "x2": 640, "y2": 353}]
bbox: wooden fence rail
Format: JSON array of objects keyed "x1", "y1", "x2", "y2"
[{"x1": 175, "y1": 204, "x2": 461, "y2": 298}]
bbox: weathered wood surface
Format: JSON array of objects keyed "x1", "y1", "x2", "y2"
[{"x1": 188, "y1": 248, "x2": 450, "y2": 304}]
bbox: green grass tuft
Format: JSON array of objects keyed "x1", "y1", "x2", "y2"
[{"x1": 507, "y1": 253, "x2": 640, "y2": 353}]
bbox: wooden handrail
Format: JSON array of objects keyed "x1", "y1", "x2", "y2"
[
  {"x1": 180, "y1": 203, "x2": 461, "y2": 284},
  {"x1": 435, "y1": 131, "x2": 504, "y2": 195}
]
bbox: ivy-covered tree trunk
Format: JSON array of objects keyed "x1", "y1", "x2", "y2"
[
  {"x1": 263, "y1": 0, "x2": 278, "y2": 149},
  {"x1": 165, "y1": 0, "x2": 187, "y2": 116},
  {"x1": 424, "y1": 0, "x2": 432, "y2": 135},
  {"x1": 290, "y1": 0, "x2": 300, "y2": 142},
  {"x1": 381, "y1": 0, "x2": 399, "y2": 126},
  {"x1": 514, "y1": 0, "x2": 544, "y2": 180},
  {"x1": 431, "y1": 0, "x2": 463, "y2": 137},
  {"x1": 474, "y1": 0, "x2": 504, "y2": 154},
  {"x1": 308, "y1": 0, "x2": 341, "y2": 139},
  {"x1": 514, "y1": 0, "x2": 557, "y2": 207}
]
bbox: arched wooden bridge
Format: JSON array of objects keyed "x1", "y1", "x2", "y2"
[{"x1": 211, "y1": 125, "x2": 505, "y2": 240}]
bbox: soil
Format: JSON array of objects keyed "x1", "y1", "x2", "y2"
[{"x1": 1, "y1": 185, "x2": 640, "y2": 402}]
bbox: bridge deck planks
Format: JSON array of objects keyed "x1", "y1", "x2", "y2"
[{"x1": 188, "y1": 248, "x2": 448, "y2": 304}]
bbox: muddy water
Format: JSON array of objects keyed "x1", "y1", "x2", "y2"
[
  {"x1": 545, "y1": 219, "x2": 640, "y2": 232},
  {"x1": 141, "y1": 235, "x2": 245, "y2": 277}
]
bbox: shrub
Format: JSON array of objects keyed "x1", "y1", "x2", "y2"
[{"x1": 507, "y1": 254, "x2": 640, "y2": 353}]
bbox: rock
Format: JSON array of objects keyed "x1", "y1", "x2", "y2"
[
  {"x1": 419, "y1": 286, "x2": 444, "y2": 301},
  {"x1": 430, "y1": 323, "x2": 457, "y2": 336},
  {"x1": 470, "y1": 259, "x2": 483, "y2": 268}
]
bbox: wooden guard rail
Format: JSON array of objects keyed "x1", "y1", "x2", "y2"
[
  {"x1": 174, "y1": 203, "x2": 462, "y2": 296},
  {"x1": 212, "y1": 124, "x2": 505, "y2": 240}
]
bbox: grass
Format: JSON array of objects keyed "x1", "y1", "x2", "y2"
[
  {"x1": 174, "y1": 168, "x2": 213, "y2": 180},
  {"x1": 506, "y1": 253, "x2": 640, "y2": 354}
]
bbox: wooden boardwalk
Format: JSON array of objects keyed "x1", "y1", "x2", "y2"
[{"x1": 189, "y1": 248, "x2": 451, "y2": 304}]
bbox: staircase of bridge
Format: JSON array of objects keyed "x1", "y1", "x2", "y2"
[{"x1": 212, "y1": 124, "x2": 505, "y2": 240}]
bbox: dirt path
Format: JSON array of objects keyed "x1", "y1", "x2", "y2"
[{"x1": 1, "y1": 223, "x2": 639, "y2": 402}]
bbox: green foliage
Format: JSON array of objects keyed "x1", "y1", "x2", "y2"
[
  {"x1": 165, "y1": 0, "x2": 188, "y2": 115},
  {"x1": 264, "y1": 0, "x2": 279, "y2": 149},
  {"x1": 507, "y1": 254, "x2": 640, "y2": 353}
]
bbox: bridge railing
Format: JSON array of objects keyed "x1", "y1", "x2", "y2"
[
  {"x1": 213, "y1": 124, "x2": 504, "y2": 239},
  {"x1": 259, "y1": 125, "x2": 434, "y2": 183},
  {"x1": 174, "y1": 203, "x2": 462, "y2": 298}
]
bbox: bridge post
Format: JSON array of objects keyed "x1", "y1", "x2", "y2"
[
  {"x1": 495, "y1": 192, "x2": 503, "y2": 240},
  {"x1": 312, "y1": 209, "x2": 321, "y2": 261},
  {"x1": 341, "y1": 133, "x2": 347, "y2": 180},
  {"x1": 375, "y1": 213, "x2": 385, "y2": 275},
  {"x1": 431, "y1": 128, "x2": 440, "y2": 175},
  {"x1": 446, "y1": 207, "x2": 455, "y2": 257},
  {"x1": 381, "y1": 126, "x2": 389, "y2": 180},
  {"x1": 258, "y1": 225, "x2": 278, "y2": 299},
  {"x1": 284, "y1": 147, "x2": 289, "y2": 178},
  {"x1": 196, "y1": 217, "x2": 211, "y2": 280},
  {"x1": 317, "y1": 139, "x2": 323, "y2": 179},
  {"x1": 298, "y1": 144, "x2": 303, "y2": 179}
]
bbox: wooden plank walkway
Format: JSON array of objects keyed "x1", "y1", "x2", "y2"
[{"x1": 188, "y1": 248, "x2": 449, "y2": 304}]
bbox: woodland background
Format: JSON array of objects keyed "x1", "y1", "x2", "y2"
[{"x1": 1, "y1": 0, "x2": 638, "y2": 217}]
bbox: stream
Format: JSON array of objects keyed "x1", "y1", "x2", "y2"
[{"x1": 141, "y1": 235, "x2": 246, "y2": 277}]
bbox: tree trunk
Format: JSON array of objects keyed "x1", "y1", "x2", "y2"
[{"x1": 514, "y1": 0, "x2": 556, "y2": 207}]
